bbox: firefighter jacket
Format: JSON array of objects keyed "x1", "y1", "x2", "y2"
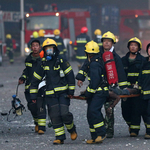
[
  {"x1": 94, "y1": 35, "x2": 102, "y2": 47},
  {"x1": 76, "y1": 47, "x2": 128, "y2": 89},
  {"x1": 74, "y1": 33, "x2": 90, "y2": 60},
  {"x1": 19, "y1": 53, "x2": 41, "y2": 92},
  {"x1": 122, "y1": 52, "x2": 146, "y2": 88},
  {"x1": 6, "y1": 39, "x2": 13, "y2": 51},
  {"x1": 84, "y1": 53, "x2": 109, "y2": 98},
  {"x1": 30, "y1": 55, "x2": 75, "y2": 100},
  {"x1": 53, "y1": 36, "x2": 67, "y2": 55},
  {"x1": 138, "y1": 57, "x2": 150, "y2": 100}
]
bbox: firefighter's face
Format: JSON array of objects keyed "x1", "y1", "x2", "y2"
[
  {"x1": 31, "y1": 42, "x2": 40, "y2": 54},
  {"x1": 129, "y1": 42, "x2": 139, "y2": 53},
  {"x1": 103, "y1": 39, "x2": 113, "y2": 51}
]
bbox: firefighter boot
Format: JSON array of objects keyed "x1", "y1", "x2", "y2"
[
  {"x1": 86, "y1": 139, "x2": 96, "y2": 144},
  {"x1": 70, "y1": 131, "x2": 77, "y2": 140},
  {"x1": 95, "y1": 135, "x2": 106, "y2": 143},
  {"x1": 38, "y1": 130, "x2": 45, "y2": 135},
  {"x1": 35, "y1": 125, "x2": 38, "y2": 132},
  {"x1": 144, "y1": 133, "x2": 150, "y2": 139},
  {"x1": 53, "y1": 140, "x2": 64, "y2": 145}
]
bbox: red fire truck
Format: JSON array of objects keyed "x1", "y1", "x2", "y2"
[
  {"x1": 119, "y1": 9, "x2": 150, "y2": 51},
  {"x1": 24, "y1": 9, "x2": 92, "y2": 58}
]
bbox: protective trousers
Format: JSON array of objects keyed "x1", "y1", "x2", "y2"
[
  {"x1": 25, "y1": 92, "x2": 38, "y2": 125},
  {"x1": 46, "y1": 94, "x2": 76, "y2": 140},
  {"x1": 37, "y1": 97, "x2": 46, "y2": 131},
  {"x1": 7, "y1": 50, "x2": 14, "y2": 63},
  {"x1": 104, "y1": 100, "x2": 114, "y2": 136},
  {"x1": 141, "y1": 99, "x2": 150, "y2": 135},
  {"x1": 87, "y1": 94, "x2": 106, "y2": 140},
  {"x1": 121, "y1": 97, "x2": 142, "y2": 134}
]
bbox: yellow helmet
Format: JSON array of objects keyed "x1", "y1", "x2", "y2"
[
  {"x1": 127, "y1": 37, "x2": 142, "y2": 50},
  {"x1": 6, "y1": 34, "x2": 11, "y2": 39},
  {"x1": 42, "y1": 38, "x2": 57, "y2": 48},
  {"x1": 94, "y1": 29, "x2": 101, "y2": 35},
  {"x1": 53, "y1": 29, "x2": 60, "y2": 35},
  {"x1": 101, "y1": 31, "x2": 116, "y2": 44},
  {"x1": 32, "y1": 31, "x2": 39, "y2": 38},
  {"x1": 38, "y1": 29, "x2": 45, "y2": 37},
  {"x1": 85, "y1": 40, "x2": 100, "y2": 54}
]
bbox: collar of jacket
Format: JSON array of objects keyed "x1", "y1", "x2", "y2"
[
  {"x1": 89, "y1": 53, "x2": 101, "y2": 62},
  {"x1": 125, "y1": 51, "x2": 141, "y2": 61},
  {"x1": 101, "y1": 46, "x2": 115, "y2": 54},
  {"x1": 26, "y1": 52, "x2": 41, "y2": 62}
]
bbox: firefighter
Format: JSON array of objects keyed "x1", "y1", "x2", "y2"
[
  {"x1": 81, "y1": 40, "x2": 109, "y2": 144},
  {"x1": 76, "y1": 31, "x2": 128, "y2": 138},
  {"x1": 29, "y1": 38, "x2": 77, "y2": 144},
  {"x1": 6, "y1": 34, "x2": 14, "y2": 64},
  {"x1": 121, "y1": 37, "x2": 146, "y2": 137},
  {"x1": 94, "y1": 29, "x2": 102, "y2": 47},
  {"x1": 18, "y1": 39, "x2": 46, "y2": 134},
  {"x1": 53, "y1": 29, "x2": 67, "y2": 59},
  {"x1": 138, "y1": 43, "x2": 150, "y2": 139},
  {"x1": 74, "y1": 27, "x2": 90, "y2": 70},
  {"x1": 27, "y1": 31, "x2": 39, "y2": 49}
]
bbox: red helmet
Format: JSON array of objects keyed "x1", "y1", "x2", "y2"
[{"x1": 81, "y1": 27, "x2": 88, "y2": 33}]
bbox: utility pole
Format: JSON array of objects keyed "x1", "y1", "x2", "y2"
[
  {"x1": 20, "y1": 0, "x2": 25, "y2": 56},
  {"x1": 149, "y1": 0, "x2": 150, "y2": 9}
]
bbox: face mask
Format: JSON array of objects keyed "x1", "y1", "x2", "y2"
[
  {"x1": 46, "y1": 48, "x2": 53, "y2": 55},
  {"x1": 45, "y1": 46, "x2": 55, "y2": 61}
]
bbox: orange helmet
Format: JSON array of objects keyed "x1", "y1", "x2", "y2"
[{"x1": 81, "y1": 27, "x2": 88, "y2": 33}]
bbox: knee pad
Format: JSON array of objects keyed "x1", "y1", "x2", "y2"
[
  {"x1": 48, "y1": 104, "x2": 61, "y2": 125},
  {"x1": 60, "y1": 105, "x2": 73, "y2": 122}
]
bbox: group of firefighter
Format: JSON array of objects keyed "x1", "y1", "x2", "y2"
[{"x1": 17, "y1": 26, "x2": 150, "y2": 145}]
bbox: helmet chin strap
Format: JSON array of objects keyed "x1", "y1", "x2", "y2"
[{"x1": 130, "y1": 51, "x2": 138, "y2": 55}]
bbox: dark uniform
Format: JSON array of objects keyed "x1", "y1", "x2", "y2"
[
  {"x1": 85, "y1": 53, "x2": 109, "y2": 141},
  {"x1": 74, "y1": 33, "x2": 90, "y2": 64},
  {"x1": 19, "y1": 53, "x2": 46, "y2": 131},
  {"x1": 138, "y1": 57, "x2": 150, "y2": 137},
  {"x1": 30, "y1": 51, "x2": 76, "y2": 141},
  {"x1": 53, "y1": 36, "x2": 67, "y2": 59},
  {"x1": 103, "y1": 47, "x2": 128, "y2": 137},
  {"x1": 121, "y1": 52, "x2": 146, "y2": 135},
  {"x1": 76, "y1": 47, "x2": 128, "y2": 137},
  {"x1": 6, "y1": 38, "x2": 14, "y2": 63}
]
